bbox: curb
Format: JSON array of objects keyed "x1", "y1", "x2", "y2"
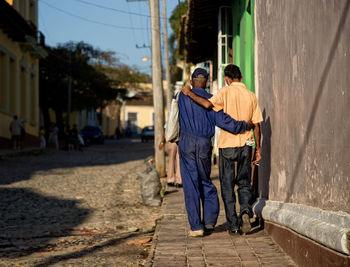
[
  {"x1": 145, "y1": 185, "x2": 169, "y2": 267},
  {"x1": 253, "y1": 198, "x2": 350, "y2": 255},
  {"x1": 145, "y1": 216, "x2": 162, "y2": 267}
]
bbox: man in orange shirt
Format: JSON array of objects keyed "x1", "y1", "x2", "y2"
[{"x1": 182, "y1": 64, "x2": 263, "y2": 235}]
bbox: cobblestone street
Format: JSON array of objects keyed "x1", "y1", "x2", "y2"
[{"x1": 0, "y1": 140, "x2": 162, "y2": 267}]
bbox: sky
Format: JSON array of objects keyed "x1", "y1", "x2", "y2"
[{"x1": 38, "y1": 0, "x2": 179, "y2": 75}]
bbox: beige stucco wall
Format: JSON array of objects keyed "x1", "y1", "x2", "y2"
[
  {"x1": 256, "y1": 0, "x2": 350, "y2": 213},
  {"x1": 120, "y1": 104, "x2": 168, "y2": 134},
  {"x1": 121, "y1": 105, "x2": 155, "y2": 134}
]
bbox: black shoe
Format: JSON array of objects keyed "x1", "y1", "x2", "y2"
[
  {"x1": 204, "y1": 225, "x2": 214, "y2": 234},
  {"x1": 176, "y1": 183, "x2": 183, "y2": 188},
  {"x1": 228, "y1": 229, "x2": 240, "y2": 235},
  {"x1": 167, "y1": 182, "x2": 175, "y2": 187},
  {"x1": 241, "y1": 213, "x2": 252, "y2": 234}
]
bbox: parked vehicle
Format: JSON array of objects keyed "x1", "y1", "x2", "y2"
[
  {"x1": 141, "y1": 126, "x2": 154, "y2": 142},
  {"x1": 80, "y1": 125, "x2": 104, "y2": 144}
]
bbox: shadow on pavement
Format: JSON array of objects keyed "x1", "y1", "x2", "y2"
[
  {"x1": 213, "y1": 223, "x2": 228, "y2": 233},
  {"x1": 0, "y1": 188, "x2": 90, "y2": 258},
  {"x1": 164, "y1": 189, "x2": 180, "y2": 195},
  {"x1": 0, "y1": 140, "x2": 154, "y2": 260},
  {"x1": 0, "y1": 141, "x2": 154, "y2": 186},
  {"x1": 213, "y1": 218, "x2": 263, "y2": 235},
  {"x1": 32, "y1": 231, "x2": 149, "y2": 267}
]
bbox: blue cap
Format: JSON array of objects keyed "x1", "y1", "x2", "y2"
[{"x1": 191, "y1": 68, "x2": 208, "y2": 79}]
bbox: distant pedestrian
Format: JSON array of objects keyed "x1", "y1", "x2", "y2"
[
  {"x1": 39, "y1": 127, "x2": 46, "y2": 149},
  {"x1": 166, "y1": 142, "x2": 182, "y2": 187},
  {"x1": 71, "y1": 124, "x2": 79, "y2": 150},
  {"x1": 48, "y1": 123, "x2": 59, "y2": 150},
  {"x1": 115, "y1": 126, "x2": 121, "y2": 139},
  {"x1": 77, "y1": 133, "x2": 85, "y2": 150},
  {"x1": 159, "y1": 135, "x2": 182, "y2": 188},
  {"x1": 67, "y1": 124, "x2": 79, "y2": 151},
  {"x1": 20, "y1": 119, "x2": 26, "y2": 149},
  {"x1": 125, "y1": 126, "x2": 131, "y2": 138},
  {"x1": 9, "y1": 115, "x2": 22, "y2": 150}
]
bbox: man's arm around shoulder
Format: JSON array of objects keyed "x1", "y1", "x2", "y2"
[
  {"x1": 214, "y1": 110, "x2": 254, "y2": 134},
  {"x1": 182, "y1": 85, "x2": 213, "y2": 109}
]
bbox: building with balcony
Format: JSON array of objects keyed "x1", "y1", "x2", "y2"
[{"x1": 0, "y1": 0, "x2": 47, "y2": 148}]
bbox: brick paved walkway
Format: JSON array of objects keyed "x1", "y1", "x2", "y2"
[{"x1": 147, "y1": 169, "x2": 296, "y2": 267}]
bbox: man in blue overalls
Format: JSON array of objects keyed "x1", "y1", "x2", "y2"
[{"x1": 178, "y1": 68, "x2": 252, "y2": 237}]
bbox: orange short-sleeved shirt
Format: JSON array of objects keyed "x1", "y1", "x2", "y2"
[{"x1": 209, "y1": 82, "x2": 263, "y2": 148}]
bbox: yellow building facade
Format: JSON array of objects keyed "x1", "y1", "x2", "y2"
[
  {"x1": 0, "y1": 0, "x2": 46, "y2": 148},
  {"x1": 120, "y1": 92, "x2": 168, "y2": 136},
  {"x1": 121, "y1": 105, "x2": 155, "y2": 135}
]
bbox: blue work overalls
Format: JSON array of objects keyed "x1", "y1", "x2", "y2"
[{"x1": 178, "y1": 87, "x2": 248, "y2": 231}]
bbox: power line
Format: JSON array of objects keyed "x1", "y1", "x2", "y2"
[
  {"x1": 39, "y1": 9, "x2": 55, "y2": 44},
  {"x1": 0, "y1": 2, "x2": 150, "y2": 75},
  {"x1": 74, "y1": 0, "x2": 149, "y2": 18},
  {"x1": 138, "y1": 1, "x2": 149, "y2": 56},
  {"x1": 126, "y1": 2, "x2": 138, "y2": 45},
  {"x1": 126, "y1": 1, "x2": 144, "y2": 60},
  {"x1": 40, "y1": 0, "x2": 149, "y2": 31},
  {"x1": 72, "y1": 0, "x2": 168, "y2": 19}
]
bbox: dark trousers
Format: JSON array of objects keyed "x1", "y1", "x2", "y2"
[
  {"x1": 219, "y1": 145, "x2": 252, "y2": 231},
  {"x1": 178, "y1": 133, "x2": 220, "y2": 231}
]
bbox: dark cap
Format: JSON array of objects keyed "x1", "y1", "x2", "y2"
[{"x1": 191, "y1": 68, "x2": 208, "y2": 80}]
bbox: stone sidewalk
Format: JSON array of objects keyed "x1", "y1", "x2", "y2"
[{"x1": 147, "y1": 172, "x2": 296, "y2": 267}]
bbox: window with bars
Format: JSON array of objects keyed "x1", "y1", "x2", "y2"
[
  {"x1": 219, "y1": 7, "x2": 233, "y2": 65},
  {"x1": 218, "y1": 6, "x2": 233, "y2": 88}
]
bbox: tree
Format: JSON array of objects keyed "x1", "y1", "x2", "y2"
[
  {"x1": 40, "y1": 41, "x2": 152, "y2": 131},
  {"x1": 168, "y1": 1, "x2": 187, "y2": 82},
  {"x1": 39, "y1": 42, "x2": 120, "y2": 130}
]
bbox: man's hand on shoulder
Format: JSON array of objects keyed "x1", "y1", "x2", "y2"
[
  {"x1": 182, "y1": 85, "x2": 192, "y2": 95},
  {"x1": 182, "y1": 85, "x2": 213, "y2": 109}
]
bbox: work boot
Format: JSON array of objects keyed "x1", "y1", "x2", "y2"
[
  {"x1": 175, "y1": 183, "x2": 183, "y2": 188},
  {"x1": 228, "y1": 229, "x2": 240, "y2": 235},
  {"x1": 188, "y1": 229, "x2": 204, "y2": 237},
  {"x1": 204, "y1": 225, "x2": 214, "y2": 234},
  {"x1": 241, "y1": 213, "x2": 252, "y2": 234}
]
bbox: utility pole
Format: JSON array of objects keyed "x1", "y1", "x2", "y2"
[
  {"x1": 67, "y1": 51, "x2": 72, "y2": 129},
  {"x1": 149, "y1": 0, "x2": 165, "y2": 177},
  {"x1": 162, "y1": 0, "x2": 172, "y2": 116}
]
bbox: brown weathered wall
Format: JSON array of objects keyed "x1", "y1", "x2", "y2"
[{"x1": 255, "y1": 0, "x2": 350, "y2": 213}]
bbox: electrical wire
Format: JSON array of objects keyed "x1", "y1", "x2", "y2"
[
  {"x1": 72, "y1": 0, "x2": 168, "y2": 20},
  {"x1": 138, "y1": 1, "x2": 148, "y2": 55},
  {"x1": 40, "y1": 0, "x2": 148, "y2": 31},
  {"x1": 126, "y1": 2, "x2": 138, "y2": 44},
  {"x1": 39, "y1": 9, "x2": 55, "y2": 44},
  {"x1": 74, "y1": 0, "x2": 149, "y2": 18},
  {"x1": 127, "y1": 2, "x2": 146, "y2": 61},
  {"x1": 37, "y1": 0, "x2": 160, "y2": 73}
]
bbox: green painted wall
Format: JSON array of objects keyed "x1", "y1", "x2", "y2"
[{"x1": 232, "y1": 0, "x2": 255, "y2": 93}]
